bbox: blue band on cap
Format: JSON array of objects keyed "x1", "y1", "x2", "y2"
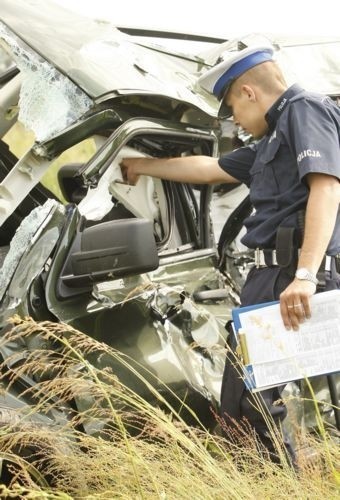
[{"x1": 213, "y1": 50, "x2": 274, "y2": 100}]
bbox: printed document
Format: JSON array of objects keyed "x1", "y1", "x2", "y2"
[{"x1": 232, "y1": 289, "x2": 340, "y2": 391}]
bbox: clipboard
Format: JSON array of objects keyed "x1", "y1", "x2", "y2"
[{"x1": 231, "y1": 289, "x2": 340, "y2": 392}]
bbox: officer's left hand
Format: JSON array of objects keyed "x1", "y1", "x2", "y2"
[{"x1": 279, "y1": 279, "x2": 317, "y2": 331}]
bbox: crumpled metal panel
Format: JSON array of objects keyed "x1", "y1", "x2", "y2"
[
  {"x1": 0, "y1": 0, "x2": 217, "y2": 118},
  {"x1": 0, "y1": 200, "x2": 65, "y2": 326},
  {"x1": 91, "y1": 281, "x2": 227, "y2": 402},
  {"x1": 89, "y1": 254, "x2": 231, "y2": 403},
  {"x1": 152, "y1": 295, "x2": 227, "y2": 402},
  {"x1": 2, "y1": 1, "x2": 340, "y2": 140}
]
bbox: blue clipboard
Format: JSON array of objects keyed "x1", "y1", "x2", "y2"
[
  {"x1": 232, "y1": 300, "x2": 279, "y2": 332},
  {"x1": 231, "y1": 300, "x2": 279, "y2": 391}
]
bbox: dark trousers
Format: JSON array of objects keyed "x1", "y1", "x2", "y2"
[
  {"x1": 220, "y1": 267, "x2": 292, "y2": 460},
  {"x1": 220, "y1": 264, "x2": 340, "y2": 462}
]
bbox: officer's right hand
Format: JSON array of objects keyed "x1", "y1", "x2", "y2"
[
  {"x1": 279, "y1": 278, "x2": 316, "y2": 331},
  {"x1": 120, "y1": 158, "x2": 141, "y2": 185}
]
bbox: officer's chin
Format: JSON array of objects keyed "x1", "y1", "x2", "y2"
[{"x1": 253, "y1": 132, "x2": 265, "y2": 140}]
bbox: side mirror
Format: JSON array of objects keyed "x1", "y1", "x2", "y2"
[{"x1": 58, "y1": 218, "x2": 159, "y2": 297}]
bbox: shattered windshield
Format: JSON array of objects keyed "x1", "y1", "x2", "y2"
[{"x1": 0, "y1": 21, "x2": 93, "y2": 142}]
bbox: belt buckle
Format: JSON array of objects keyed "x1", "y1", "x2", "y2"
[
  {"x1": 324, "y1": 254, "x2": 340, "y2": 273},
  {"x1": 324, "y1": 255, "x2": 332, "y2": 272},
  {"x1": 255, "y1": 248, "x2": 261, "y2": 268},
  {"x1": 272, "y1": 250, "x2": 278, "y2": 266}
]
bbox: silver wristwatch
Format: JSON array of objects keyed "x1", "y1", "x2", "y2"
[{"x1": 295, "y1": 267, "x2": 319, "y2": 285}]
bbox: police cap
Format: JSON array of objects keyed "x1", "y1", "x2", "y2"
[{"x1": 198, "y1": 45, "x2": 275, "y2": 117}]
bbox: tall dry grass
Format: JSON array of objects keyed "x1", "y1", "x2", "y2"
[
  {"x1": 1, "y1": 123, "x2": 340, "y2": 498},
  {"x1": 0, "y1": 316, "x2": 338, "y2": 499}
]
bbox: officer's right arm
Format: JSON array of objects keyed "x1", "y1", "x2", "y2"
[{"x1": 120, "y1": 156, "x2": 239, "y2": 186}]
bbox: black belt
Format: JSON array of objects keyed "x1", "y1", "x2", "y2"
[
  {"x1": 255, "y1": 248, "x2": 340, "y2": 273},
  {"x1": 335, "y1": 254, "x2": 340, "y2": 273}
]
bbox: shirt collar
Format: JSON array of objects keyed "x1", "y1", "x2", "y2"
[{"x1": 265, "y1": 84, "x2": 304, "y2": 132}]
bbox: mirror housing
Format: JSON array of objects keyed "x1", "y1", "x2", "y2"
[{"x1": 58, "y1": 218, "x2": 159, "y2": 296}]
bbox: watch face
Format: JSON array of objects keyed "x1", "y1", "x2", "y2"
[
  {"x1": 296, "y1": 269, "x2": 308, "y2": 279},
  {"x1": 295, "y1": 268, "x2": 318, "y2": 284}
]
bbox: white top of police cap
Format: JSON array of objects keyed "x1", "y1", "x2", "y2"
[{"x1": 198, "y1": 44, "x2": 275, "y2": 105}]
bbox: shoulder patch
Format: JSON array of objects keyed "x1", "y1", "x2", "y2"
[{"x1": 297, "y1": 150, "x2": 321, "y2": 163}]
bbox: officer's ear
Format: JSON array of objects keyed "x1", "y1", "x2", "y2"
[{"x1": 240, "y1": 84, "x2": 257, "y2": 104}]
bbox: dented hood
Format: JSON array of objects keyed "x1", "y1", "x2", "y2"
[
  {"x1": 2, "y1": 0, "x2": 340, "y2": 137},
  {"x1": 0, "y1": 0, "x2": 218, "y2": 118}
]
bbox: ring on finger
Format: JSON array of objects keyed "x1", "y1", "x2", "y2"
[{"x1": 287, "y1": 303, "x2": 302, "y2": 309}]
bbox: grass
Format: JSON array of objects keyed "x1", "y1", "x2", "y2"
[
  {"x1": 1, "y1": 123, "x2": 340, "y2": 498},
  {"x1": 0, "y1": 316, "x2": 338, "y2": 499}
]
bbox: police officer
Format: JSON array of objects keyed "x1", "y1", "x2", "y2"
[{"x1": 120, "y1": 45, "x2": 340, "y2": 462}]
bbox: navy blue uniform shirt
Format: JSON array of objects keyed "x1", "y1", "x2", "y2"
[{"x1": 218, "y1": 84, "x2": 340, "y2": 253}]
